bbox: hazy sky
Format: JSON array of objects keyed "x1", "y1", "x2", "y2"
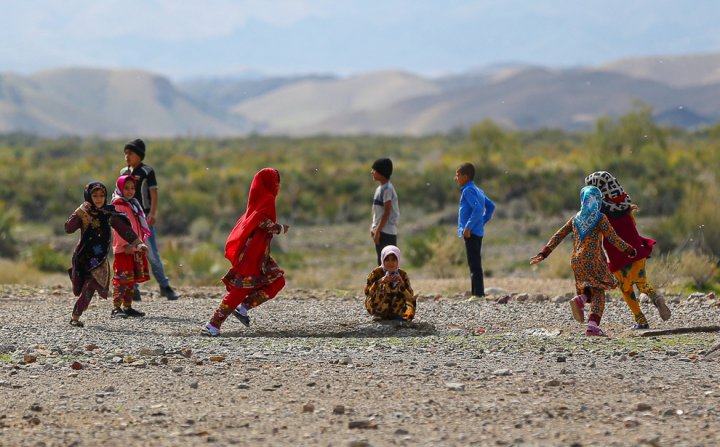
[{"x1": 2, "y1": 0, "x2": 719, "y2": 80}]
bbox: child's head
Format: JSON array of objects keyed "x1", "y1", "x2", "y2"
[
  {"x1": 380, "y1": 245, "x2": 401, "y2": 271},
  {"x1": 455, "y1": 163, "x2": 475, "y2": 187},
  {"x1": 371, "y1": 158, "x2": 393, "y2": 182},
  {"x1": 124, "y1": 138, "x2": 146, "y2": 167},
  {"x1": 116, "y1": 175, "x2": 136, "y2": 200},
  {"x1": 84, "y1": 181, "x2": 107, "y2": 209},
  {"x1": 579, "y1": 185, "x2": 602, "y2": 213}
]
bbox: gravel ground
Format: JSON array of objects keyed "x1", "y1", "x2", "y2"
[{"x1": 0, "y1": 282, "x2": 719, "y2": 447}]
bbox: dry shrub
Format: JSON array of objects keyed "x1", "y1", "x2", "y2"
[
  {"x1": 645, "y1": 253, "x2": 681, "y2": 290},
  {"x1": 426, "y1": 233, "x2": 466, "y2": 278},
  {"x1": 676, "y1": 250, "x2": 718, "y2": 291},
  {"x1": 537, "y1": 244, "x2": 573, "y2": 280}
]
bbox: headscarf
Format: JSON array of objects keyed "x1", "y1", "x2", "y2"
[
  {"x1": 380, "y1": 245, "x2": 402, "y2": 287},
  {"x1": 225, "y1": 168, "x2": 280, "y2": 264},
  {"x1": 76, "y1": 181, "x2": 121, "y2": 273},
  {"x1": 584, "y1": 171, "x2": 632, "y2": 215},
  {"x1": 380, "y1": 245, "x2": 401, "y2": 271},
  {"x1": 574, "y1": 186, "x2": 603, "y2": 241},
  {"x1": 111, "y1": 175, "x2": 152, "y2": 238}
]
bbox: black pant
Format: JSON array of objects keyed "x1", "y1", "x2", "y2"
[
  {"x1": 464, "y1": 235, "x2": 484, "y2": 297},
  {"x1": 375, "y1": 232, "x2": 398, "y2": 266}
]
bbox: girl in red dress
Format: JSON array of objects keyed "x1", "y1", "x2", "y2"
[{"x1": 203, "y1": 168, "x2": 289, "y2": 336}]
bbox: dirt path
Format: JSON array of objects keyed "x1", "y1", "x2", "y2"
[{"x1": 0, "y1": 284, "x2": 719, "y2": 446}]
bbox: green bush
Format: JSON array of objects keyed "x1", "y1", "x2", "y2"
[
  {"x1": 29, "y1": 244, "x2": 67, "y2": 272},
  {"x1": 0, "y1": 204, "x2": 18, "y2": 258}
]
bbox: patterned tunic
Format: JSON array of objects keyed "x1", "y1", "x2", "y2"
[
  {"x1": 364, "y1": 267, "x2": 416, "y2": 321},
  {"x1": 544, "y1": 214, "x2": 632, "y2": 293}
]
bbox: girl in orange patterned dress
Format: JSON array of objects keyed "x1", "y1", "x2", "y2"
[{"x1": 530, "y1": 186, "x2": 636, "y2": 336}]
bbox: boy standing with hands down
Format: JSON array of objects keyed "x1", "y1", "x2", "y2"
[
  {"x1": 120, "y1": 138, "x2": 179, "y2": 301},
  {"x1": 370, "y1": 158, "x2": 400, "y2": 266},
  {"x1": 455, "y1": 163, "x2": 496, "y2": 298}
]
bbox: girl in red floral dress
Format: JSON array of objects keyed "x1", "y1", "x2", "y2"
[{"x1": 203, "y1": 168, "x2": 289, "y2": 336}]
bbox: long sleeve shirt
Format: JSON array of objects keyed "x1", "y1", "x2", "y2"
[{"x1": 457, "y1": 182, "x2": 496, "y2": 237}]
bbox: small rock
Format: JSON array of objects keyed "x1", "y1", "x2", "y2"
[
  {"x1": 545, "y1": 379, "x2": 561, "y2": 387},
  {"x1": 553, "y1": 295, "x2": 571, "y2": 303},
  {"x1": 85, "y1": 344, "x2": 99, "y2": 351},
  {"x1": 71, "y1": 361, "x2": 83, "y2": 370},
  {"x1": 556, "y1": 356, "x2": 566, "y2": 363},
  {"x1": 514, "y1": 293, "x2": 529, "y2": 303},
  {"x1": 348, "y1": 441, "x2": 371, "y2": 447},
  {"x1": 306, "y1": 381, "x2": 316, "y2": 387},
  {"x1": 209, "y1": 356, "x2": 225, "y2": 362},
  {"x1": 395, "y1": 428, "x2": 409, "y2": 435},
  {"x1": 23, "y1": 355, "x2": 36, "y2": 364},
  {"x1": 333, "y1": 405, "x2": 345, "y2": 415},
  {"x1": 30, "y1": 403, "x2": 42, "y2": 412},
  {"x1": 302, "y1": 402, "x2": 315, "y2": 413},
  {"x1": 338, "y1": 356, "x2": 352, "y2": 365},
  {"x1": 189, "y1": 381, "x2": 199, "y2": 389},
  {"x1": 446, "y1": 382, "x2": 465, "y2": 391},
  {"x1": 348, "y1": 419, "x2": 377, "y2": 429},
  {"x1": 237, "y1": 384, "x2": 250, "y2": 390},
  {"x1": 623, "y1": 417, "x2": 640, "y2": 427},
  {"x1": 172, "y1": 367, "x2": 184, "y2": 373},
  {"x1": 492, "y1": 369, "x2": 512, "y2": 376},
  {"x1": 180, "y1": 348, "x2": 192, "y2": 358},
  {"x1": 496, "y1": 295, "x2": 510, "y2": 304},
  {"x1": 636, "y1": 403, "x2": 652, "y2": 411}
]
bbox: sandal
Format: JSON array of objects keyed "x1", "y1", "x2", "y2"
[{"x1": 69, "y1": 318, "x2": 84, "y2": 328}]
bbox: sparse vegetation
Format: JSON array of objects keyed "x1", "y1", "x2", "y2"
[{"x1": 0, "y1": 109, "x2": 718, "y2": 290}]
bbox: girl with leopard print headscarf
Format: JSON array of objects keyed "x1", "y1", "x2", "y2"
[{"x1": 585, "y1": 171, "x2": 671, "y2": 329}]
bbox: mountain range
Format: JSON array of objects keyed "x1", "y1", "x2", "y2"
[{"x1": 1, "y1": 53, "x2": 719, "y2": 137}]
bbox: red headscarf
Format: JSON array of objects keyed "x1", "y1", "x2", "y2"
[{"x1": 224, "y1": 168, "x2": 280, "y2": 264}]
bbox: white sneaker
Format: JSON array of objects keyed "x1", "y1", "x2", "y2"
[{"x1": 201, "y1": 322, "x2": 220, "y2": 337}]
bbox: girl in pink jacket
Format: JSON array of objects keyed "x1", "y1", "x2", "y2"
[{"x1": 110, "y1": 175, "x2": 152, "y2": 318}]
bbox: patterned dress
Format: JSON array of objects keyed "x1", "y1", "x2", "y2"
[
  {"x1": 544, "y1": 214, "x2": 632, "y2": 294},
  {"x1": 364, "y1": 267, "x2": 416, "y2": 321}
]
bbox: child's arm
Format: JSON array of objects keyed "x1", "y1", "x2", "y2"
[
  {"x1": 65, "y1": 203, "x2": 92, "y2": 233},
  {"x1": 599, "y1": 215, "x2": 636, "y2": 257},
  {"x1": 483, "y1": 196, "x2": 496, "y2": 224},
  {"x1": 530, "y1": 218, "x2": 573, "y2": 264},
  {"x1": 399, "y1": 271, "x2": 416, "y2": 321},
  {"x1": 364, "y1": 269, "x2": 383, "y2": 297},
  {"x1": 110, "y1": 215, "x2": 149, "y2": 255},
  {"x1": 373, "y1": 201, "x2": 392, "y2": 244},
  {"x1": 259, "y1": 218, "x2": 289, "y2": 235}
]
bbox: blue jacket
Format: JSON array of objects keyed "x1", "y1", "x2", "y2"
[{"x1": 457, "y1": 182, "x2": 495, "y2": 237}]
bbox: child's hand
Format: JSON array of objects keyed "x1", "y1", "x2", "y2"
[
  {"x1": 373, "y1": 231, "x2": 380, "y2": 245},
  {"x1": 529, "y1": 254, "x2": 544, "y2": 265},
  {"x1": 79, "y1": 202, "x2": 92, "y2": 212},
  {"x1": 463, "y1": 228, "x2": 471, "y2": 239},
  {"x1": 281, "y1": 224, "x2": 289, "y2": 234},
  {"x1": 137, "y1": 243, "x2": 149, "y2": 254}
]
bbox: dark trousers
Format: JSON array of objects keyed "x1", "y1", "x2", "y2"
[
  {"x1": 375, "y1": 232, "x2": 398, "y2": 266},
  {"x1": 464, "y1": 235, "x2": 485, "y2": 297}
]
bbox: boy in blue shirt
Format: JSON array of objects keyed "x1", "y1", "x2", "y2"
[{"x1": 455, "y1": 162, "x2": 496, "y2": 297}]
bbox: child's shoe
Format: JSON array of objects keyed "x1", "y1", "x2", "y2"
[
  {"x1": 69, "y1": 318, "x2": 84, "y2": 328},
  {"x1": 631, "y1": 323, "x2": 650, "y2": 330},
  {"x1": 653, "y1": 296, "x2": 671, "y2": 321},
  {"x1": 570, "y1": 294, "x2": 586, "y2": 323},
  {"x1": 201, "y1": 322, "x2": 220, "y2": 337},
  {"x1": 232, "y1": 309, "x2": 251, "y2": 327},
  {"x1": 111, "y1": 307, "x2": 127, "y2": 318},
  {"x1": 585, "y1": 324, "x2": 607, "y2": 337},
  {"x1": 133, "y1": 288, "x2": 142, "y2": 302},
  {"x1": 123, "y1": 307, "x2": 146, "y2": 317}
]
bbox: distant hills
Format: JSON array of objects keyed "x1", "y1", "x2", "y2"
[{"x1": 1, "y1": 53, "x2": 719, "y2": 137}]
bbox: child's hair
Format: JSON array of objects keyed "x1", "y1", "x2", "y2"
[{"x1": 457, "y1": 162, "x2": 475, "y2": 180}]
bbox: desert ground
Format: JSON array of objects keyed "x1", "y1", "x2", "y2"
[{"x1": 1, "y1": 278, "x2": 719, "y2": 447}]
